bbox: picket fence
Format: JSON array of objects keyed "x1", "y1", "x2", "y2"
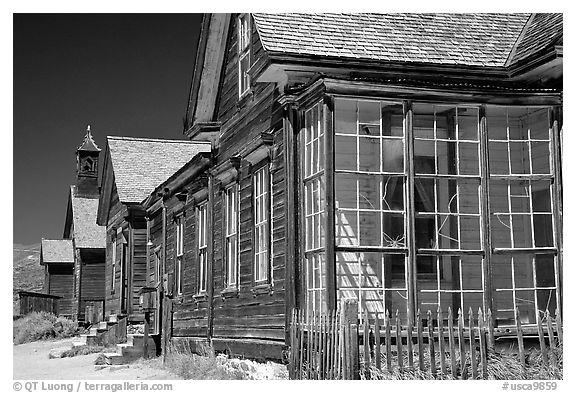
[{"x1": 288, "y1": 300, "x2": 562, "y2": 380}]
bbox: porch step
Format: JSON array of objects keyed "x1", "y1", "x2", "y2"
[
  {"x1": 96, "y1": 334, "x2": 157, "y2": 366},
  {"x1": 102, "y1": 352, "x2": 125, "y2": 365}
]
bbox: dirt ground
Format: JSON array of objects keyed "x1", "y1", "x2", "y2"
[{"x1": 13, "y1": 338, "x2": 180, "y2": 380}]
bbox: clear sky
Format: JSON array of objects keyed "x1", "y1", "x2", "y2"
[{"x1": 13, "y1": 14, "x2": 203, "y2": 245}]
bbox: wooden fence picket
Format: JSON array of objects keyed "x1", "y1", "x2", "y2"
[
  {"x1": 427, "y1": 310, "x2": 436, "y2": 378},
  {"x1": 478, "y1": 308, "x2": 488, "y2": 380},
  {"x1": 385, "y1": 311, "x2": 392, "y2": 372},
  {"x1": 396, "y1": 310, "x2": 404, "y2": 374},
  {"x1": 458, "y1": 309, "x2": 467, "y2": 380},
  {"x1": 288, "y1": 306, "x2": 562, "y2": 380},
  {"x1": 438, "y1": 307, "x2": 446, "y2": 377},
  {"x1": 515, "y1": 307, "x2": 526, "y2": 368},
  {"x1": 469, "y1": 308, "x2": 477, "y2": 379},
  {"x1": 545, "y1": 310, "x2": 557, "y2": 371},
  {"x1": 447, "y1": 308, "x2": 457, "y2": 378},
  {"x1": 374, "y1": 312, "x2": 381, "y2": 370},
  {"x1": 417, "y1": 309, "x2": 425, "y2": 372}
]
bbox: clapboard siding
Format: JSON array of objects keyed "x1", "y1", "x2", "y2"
[{"x1": 47, "y1": 264, "x2": 74, "y2": 316}]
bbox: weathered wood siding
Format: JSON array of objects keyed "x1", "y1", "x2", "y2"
[
  {"x1": 130, "y1": 214, "x2": 148, "y2": 319},
  {"x1": 78, "y1": 249, "x2": 105, "y2": 321},
  {"x1": 105, "y1": 184, "x2": 127, "y2": 317},
  {"x1": 47, "y1": 264, "x2": 74, "y2": 317}
]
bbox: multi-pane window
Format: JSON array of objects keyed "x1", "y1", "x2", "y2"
[
  {"x1": 175, "y1": 215, "x2": 184, "y2": 296},
  {"x1": 237, "y1": 13, "x2": 251, "y2": 98},
  {"x1": 303, "y1": 102, "x2": 327, "y2": 315},
  {"x1": 412, "y1": 104, "x2": 484, "y2": 316},
  {"x1": 303, "y1": 97, "x2": 560, "y2": 327},
  {"x1": 487, "y1": 107, "x2": 559, "y2": 326},
  {"x1": 224, "y1": 185, "x2": 240, "y2": 288},
  {"x1": 333, "y1": 98, "x2": 409, "y2": 322},
  {"x1": 111, "y1": 233, "x2": 117, "y2": 293},
  {"x1": 197, "y1": 203, "x2": 208, "y2": 293},
  {"x1": 253, "y1": 166, "x2": 270, "y2": 283}
]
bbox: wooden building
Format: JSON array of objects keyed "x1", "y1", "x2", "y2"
[
  {"x1": 141, "y1": 13, "x2": 562, "y2": 360},
  {"x1": 97, "y1": 136, "x2": 210, "y2": 324},
  {"x1": 62, "y1": 129, "x2": 107, "y2": 321},
  {"x1": 40, "y1": 239, "x2": 75, "y2": 317}
]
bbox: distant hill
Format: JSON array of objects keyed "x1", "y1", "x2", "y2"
[{"x1": 13, "y1": 243, "x2": 44, "y2": 301}]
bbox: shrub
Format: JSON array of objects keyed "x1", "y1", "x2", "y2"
[
  {"x1": 13, "y1": 312, "x2": 79, "y2": 344},
  {"x1": 60, "y1": 345, "x2": 104, "y2": 358},
  {"x1": 154, "y1": 341, "x2": 288, "y2": 380}
]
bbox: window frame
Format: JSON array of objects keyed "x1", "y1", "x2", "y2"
[
  {"x1": 111, "y1": 232, "x2": 117, "y2": 294},
  {"x1": 196, "y1": 202, "x2": 208, "y2": 294},
  {"x1": 175, "y1": 214, "x2": 185, "y2": 296},
  {"x1": 224, "y1": 183, "x2": 240, "y2": 289},
  {"x1": 299, "y1": 94, "x2": 562, "y2": 327},
  {"x1": 237, "y1": 13, "x2": 251, "y2": 99},
  {"x1": 252, "y1": 163, "x2": 271, "y2": 284}
]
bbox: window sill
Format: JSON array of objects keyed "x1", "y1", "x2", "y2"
[
  {"x1": 237, "y1": 90, "x2": 253, "y2": 110},
  {"x1": 220, "y1": 287, "x2": 240, "y2": 300},
  {"x1": 251, "y1": 283, "x2": 273, "y2": 297},
  {"x1": 193, "y1": 293, "x2": 209, "y2": 303}
]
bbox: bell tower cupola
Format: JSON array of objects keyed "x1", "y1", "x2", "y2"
[{"x1": 75, "y1": 125, "x2": 101, "y2": 197}]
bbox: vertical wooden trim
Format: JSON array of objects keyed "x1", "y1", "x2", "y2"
[
  {"x1": 479, "y1": 105, "x2": 493, "y2": 314},
  {"x1": 161, "y1": 202, "x2": 167, "y2": 295},
  {"x1": 127, "y1": 223, "x2": 134, "y2": 316},
  {"x1": 404, "y1": 101, "x2": 416, "y2": 326},
  {"x1": 324, "y1": 95, "x2": 336, "y2": 311},
  {"x1": 296, "y1": 110, "x2": 305, "y2": 310},
  {"x1": 550, "y1": 106, "x2": 563, "y2": 315},
  {"x1": 206, "y1": 175, "x2": 215, "y2": 340},
  {"x1": 283, "y1": 105, "x2": 297, "y2": 345}
]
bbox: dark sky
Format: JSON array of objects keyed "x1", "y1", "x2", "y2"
[{"x1": 13, "y1": 14, "x2": 203, "y2": 246}]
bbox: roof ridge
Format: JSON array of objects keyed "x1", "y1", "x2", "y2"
[
  {"x1": 107, "y1": 135, "x2": 211, "y2": 144},
  {"x1": 505, "y1": 14, "x2": 534, "y2": 67}
]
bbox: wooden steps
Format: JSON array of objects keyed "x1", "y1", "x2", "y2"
[{"x1": 100, "y1": 334, "x2": 157, "y2": 365}]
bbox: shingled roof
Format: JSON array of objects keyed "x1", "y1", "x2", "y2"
[
  {"x1": 70, "y1": 187, "x2": 106, "y2": 249},
  {"x1": 40, "y1": 239, "x2": 74, "y2": 265},
  {"x1": 252, "y1": 13, "x2": 561, "y2": 68},
  {"x1": 508, "y1": 13, "x2": 563, "y2": 66},
  {"x1": 107, "y1": 136, "x2": 212, "y2": 204}
]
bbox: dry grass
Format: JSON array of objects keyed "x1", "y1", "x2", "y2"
[
  {"x1": 362, "y1": 344, "x2": 563, "y2": 380},
  {"x1": 151, "y1": 341, "x2": 288, "y2": 380},
  {"x1": 60, "y1": 345, "x2": 107, "y2": 358},
  {"x1": 13, "y1": 312, "x2": 78, "y2": 344}
]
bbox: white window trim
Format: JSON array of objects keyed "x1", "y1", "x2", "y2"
[
  {"x1": 224, "y1": 184, "x2": 240, "y2": 288},
  {"x1": 197, "y1": 203, "x2": 208, "y2": 293},
  {"x1": 253, "y1": 165, "x2": 270, "y2": 283},
  {"x1": 237, "y1": 13, "x2": 251, "y2": 99},
  {"x1": 175, "y1": 215, "x2": 184, "y2": 296}
]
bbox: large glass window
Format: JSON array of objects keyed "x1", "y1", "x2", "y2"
[
  {"x1": 413, "y1": 104, "x2": 484, "y2": 316},
  {"x1": 300, "y1": 97, "x2": 560, "y2": 328},
  {"x1": 224, "y1": 185, "x2": 239, "y2": 288},
  {"x1": 334, "y1": 98, "x2": 409, "y2": 322},
  {"x1": 303, "y1": 102, "x2": 327, "y2": 315},
  {"x1": 487, "y1": 106, "x2": 559, "y2": 326},
  {"x1": 253, "y1": 166, "x2": 270, "y2": 283}
]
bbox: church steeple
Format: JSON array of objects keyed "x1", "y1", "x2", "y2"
[{"x1": 75, "y1": 125, "x2": 101, "y2": 197}]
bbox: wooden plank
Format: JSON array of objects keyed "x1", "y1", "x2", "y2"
[
  {"x1": 515, "y1": 307, "x2": 526, "y2": 369},
  {"x1": 478, "y1": 308, "x2": 488, "y2": 380},
  {"x1": 374, "y1": 312, "x2": 381, "y2": 370},
  {"x1": 545, "y1": 310, "x2": 557, "y2": 371},
  {"x1": 468, "y1": 308, "x2": 477, "y2": 380},
  {"x1": 324, "y1": 97, "x2": 336, "y2": 310},
  {"x1": 385, "y1": 310, "x2": 392, "y2": 372},
  {"x1": 555, "y1": 308, "x2": 563, "y2": 345},
  {"x1": 438, "y1": 307, "x2": 446, "y2": 378},
  {"x1": 407, "y1": 317, "x2": 414, "y2": 371},
  {"x1": 427, "y1": 310, "x2": 436, "y2": 378},
  {"x1": 364, "y1": 309, "x2": 370, "y2": 377},
  {"x1": 299, "y1": 311, "x2": 305, "y2": 379},
  {"x1": 396, "y1": 310, "x2": 404, "y2": 374},
  {"x1": 448, "y1": 308, "x2": 457, "y2": 379},
  {"x1": 487, "y1": 308, "x2": 495, "y2": 352},
  {"x1": 458, "y1": 309, "x2": 467, "y2": 379},
  {"x1": 537, "y1": 310, "x2": 548, "y2": 366},
  {"x1": 417, "y1": 309, "x2": 425, "y2": 372}
]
